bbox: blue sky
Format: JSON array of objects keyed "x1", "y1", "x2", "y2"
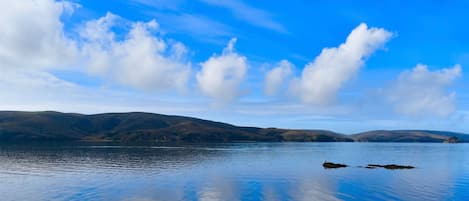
[{"x1": 0, "y1": 0, "x2": 468, "y2": 133}]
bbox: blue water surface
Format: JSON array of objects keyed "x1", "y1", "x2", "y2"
[{"x1": 0, "y1": 143, "x2": 468, "y2": 201}]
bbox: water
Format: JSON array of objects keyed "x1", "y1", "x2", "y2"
[{"x1": 0, "y1": 143, "x2": 468, "y2": 201}]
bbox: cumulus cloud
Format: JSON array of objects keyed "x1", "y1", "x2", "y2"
[
  {"x1": 264, "y1": 60, "x2": 293, "y2": 96},
  {"x1": 0, "y1": 0, "x2": 191, "y2": 93},
  {"x1": 291, "y1": 23, "x2": 392, "y2": 105},
  {"x1": 0, "y1": 0, "x2": 78, "y2": 70},
  {"x1": 80, "y1": 13, "x2": 191, "y2": 91},
  {"x1": 196, "y1": 38, "x2": 248, "y2": 101},
  {"x1": 387, "y1": 64, "x2": 462, "y2": 117}
]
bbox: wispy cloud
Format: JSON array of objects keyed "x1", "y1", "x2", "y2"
[
  {"x1": 150, "y1": 13, "x2": 233, "y2": 40},
  {"x1": 129, "y1": 0, "x2": 234, "y2": 43},
  {"x1": 199, "y1": 0, "x2": 286, "y2": 33},
  {"x1": 128, "y1": 0, "x2": 184, "y2": 10}
]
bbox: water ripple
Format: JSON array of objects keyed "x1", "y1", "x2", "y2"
[{"x1": 0, "y1": 143, "x2": 468, "y2": 201}]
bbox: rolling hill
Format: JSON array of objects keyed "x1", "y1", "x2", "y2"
[
  {"x1": 351, "y1": 130, "x2": 469, "y2": 142},
  {"x1": 0, "y1": 111, "x2": 351, "y2": 142},
  {"x1": 0, "y1": 111, "x2": 467, "y2": 143}
]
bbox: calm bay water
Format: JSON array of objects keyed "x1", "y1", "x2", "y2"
[{"x1": 0, "y1": 143, "x2": 468, "y2": 201}]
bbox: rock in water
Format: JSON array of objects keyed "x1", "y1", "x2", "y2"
[
  {"x1": 323, "y1": 162, "x2": 347, "y2": 169},
  {"x1": 366, "y1": 164, "x2": 414, "y2": 169}
]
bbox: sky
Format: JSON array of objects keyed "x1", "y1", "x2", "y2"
[{"x1": 1, "y1": 0, "x2": 468, "y2": 134}]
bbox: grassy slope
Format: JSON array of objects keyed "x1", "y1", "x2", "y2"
[
  {"x1": 0, "y1": 111, "x2": 467, "y2": 143},
  {"x1": 351, "y1": 130, "x2": 469, "y2": 142},
  {"x1": 0, "y1": 111, "x2": 352, "y2": 142}
]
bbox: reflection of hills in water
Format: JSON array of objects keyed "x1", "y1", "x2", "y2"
[
  {"x1": 0, "y1": 143, "x2": 231, "y2": 176},
  {"x1": 0, "y1": 143, "x2": 468, "y2": 200},
  {"x1": 1, "y1": 111, "x2": 468, "y2": 143}
]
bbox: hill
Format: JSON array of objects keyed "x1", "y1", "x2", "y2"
[
  {"x1": 0, "y1": 111, "x2": 351, "y2": 142},
  {"x1": 0, "y1": 111, "x2": 467, "y2": 143},
  {"x1": 351, "y1": 130, "x2": 469, "y2": 142}
]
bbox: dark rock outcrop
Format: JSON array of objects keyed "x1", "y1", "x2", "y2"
[
  {"x1": 323, "y1": 162, "x2": 348, "y2": 169},
  {"x1": 366, "y1": 164, "x2": 415, "y2": 169}
]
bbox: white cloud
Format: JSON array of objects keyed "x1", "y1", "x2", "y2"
[
  {"x1": 291, "y1": 23, "x2": 392, "y2": 105},
  {"x1": 0, "y1": 0, "x2": 78, "y2": 70},
  {"x1": 264, "y1": 60, "x2": 293, "y2": 96},
  {"x1": 150, "y1": 13, "x2": 233, "y2": 41},
  {"x1": 0, "y1": 0, "x2": 191, "y2": 92},
  {"x1": 0, "y1": 68, "x2": 204, "y2": 115},
  {"x1": 0, "y1": 69, "x2": 76, "y2": 91},
  {"x1": 2, "y1": 1, "x2": 468, "y2": 135},
  {"x1": 129, "y1": 0, "x2": 184, "y2": 10},
  {"x1": 80, "y1": 14, "x2": 191, "y2": 91},
  {"x1": 199, "y1": 0, "x2": 285, "y2": 32},
  {"x1": 196, "y1": 38, "x2": 248, "y2": 102},
  {"x1": 387, "y1": 64, "x2": 462, "y2": 117},
  {"x1": 79, "y1": 12, "x2": 119, "y2": 44}
]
